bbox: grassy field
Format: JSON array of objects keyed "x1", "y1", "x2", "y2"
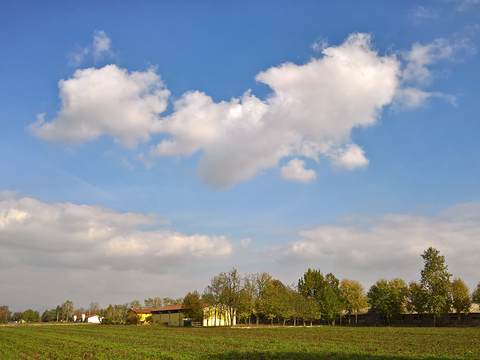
[{"x1": 0, "y1": 324, "x2": 479, "y2": 359}]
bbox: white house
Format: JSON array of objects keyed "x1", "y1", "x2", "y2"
[{"x1": 84, "y1": 314, "x2": 101, "y2": 323}]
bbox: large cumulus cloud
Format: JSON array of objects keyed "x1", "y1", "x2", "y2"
[{"x1": 30, "y1": 33, "x2": 465, "y2": 188}]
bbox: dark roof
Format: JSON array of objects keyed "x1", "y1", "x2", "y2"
[
  {"x1": 152, "y1": 305, "x2": 183, "y2": 312},
  {"x1": 129, "y1": 308, "x2": 155, "y2": 314},
  {"x1": 151, "y1": 303, "x2": 210, "y2": 313}
]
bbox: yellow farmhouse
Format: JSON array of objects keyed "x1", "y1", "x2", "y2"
[
  {"x1": 151, "y1": 304, "x2": 236, "y2": 327},
  {"x1": 128, "y1": 308, "x2": 154, "y2": 324}
]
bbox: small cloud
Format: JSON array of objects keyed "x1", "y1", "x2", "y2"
[
  {"x1": 68, "y1": 46, "x2": 89, "y2": 67},
  {"x1": 138, "y1": 153, "x2": 154, "y2": 170},
  {"x1": 454, "y1": 0, "x2": 480, "y2": 11},
  {"x1": 92, "y1": 30, "x2": 112, "y2": 62},
  {"x1": 411, "y1": 6, "x2": 439, "y2": 23},
  {"x1": 240, "y1": 238, "x2": 251, "y2": 248},
  {"x1": 311, "y1": 37, "x2": 328, "y2": 53},
  {"x1": 280, "y1": 158, "x2": 316, "y2": 183},
  {"x1": 330, "y1": 144, "x2": 369, "y2": 170},
  {"x1": 67, "y1": 30, "x2": 115, "y2": 67}
]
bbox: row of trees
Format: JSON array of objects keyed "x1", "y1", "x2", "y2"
[
  {"x1": 2, "y1": 248, "x2": 479, "y2": 326},
  {"x1": 0, "y1": 296, "x2": 184, "y2": 324},
  {"x1": 181, "y1": 248, "x2": 480, "y2": 327}
]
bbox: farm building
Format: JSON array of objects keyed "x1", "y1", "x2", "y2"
[
  {"x1": 84, "y1": 315, "x2": 101, "y2": 323},
  {"x1": 128, "y1": 308, "x2": 154, "y2": 324},
  {"x1": 151, "y1": 304, "x2": 236, "y2": 327}
]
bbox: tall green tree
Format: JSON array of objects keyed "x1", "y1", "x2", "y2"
[
  {"x1": 319, "y1": 273, "x2": 343, "y2": 325},
  {"x1": 253, "y1": 272, "x2": 273, "y2": 326},
  {"x1": 420, "y1": 247, "x2": 452, "y2": 326},
  {"x1": 0, "y1": 305, "x2": 11, "y2": 323},
  {"x1": 298, "y1": 297, "x2": 321, "y2": 326},
  {"x1": 472, "y1": 282, "x2": 480, "y2": 304},
  {"x1": 340, "y1": 279, "x2": 368, "y2": 324},
  {"x1": 55, "y1": 305, "x2": 61, "y2": 322},
  {"x1": 41, "y1": 309, "x2": 56, "y2": 322},
  {"x1": 406, "y1": 281, "x2": 428, "y2": 316},
  {"x1": 298, "y1": 269, "x2": 325, "y2": 300},
  {"x1": 368, "y1": 278, "x2": 408, "y2": 324},
  {"x1": 451, "y1": 278, "x2": 471, "y2": 322},
  {"x1": 183, "y1": 290, "x2": 204, "y2": 322}
]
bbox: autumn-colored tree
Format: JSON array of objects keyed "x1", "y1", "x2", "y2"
[
  {"x1": 87, "y1": 302, "x2": 100, "y2": 315},
  {"x1": 162, "y1": 297, "x2": 183, "y2": 306},
  {"x1": 144, "y1": 297, "x2": 163, "y2": 309},
  {"x1": 420, "y1": 247, "x2": 452, "y2": 326},
  {"x1": 129, "y1": 300, "x2": 142, "y2": 309},
  {"x1": 451, "y1": 278, "x2": 471, "y2": 322},
  {"x1": 340, "y1": 279, "x2": 368, "y2": 324},
  {"x1": 61, "y1": 300, "x2": 74, "y2": 322},
  {"x1": 0, "y1": 305, "x2": 11, "y2": 323},
  {"x1": 12, "y1": 312, "x2": 22, "y2": 322}
]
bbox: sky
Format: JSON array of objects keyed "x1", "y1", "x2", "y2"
[{"x1": 1, "y1": 0, "x2": 480, "y2": 312}]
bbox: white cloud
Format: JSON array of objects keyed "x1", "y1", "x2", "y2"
[
  {"x1": 274, "y1": 204, "x2": 480, "y2": 288},
  {"x1": 29, "y1": 65, "x2": 170, "y2": 148},
  {"x1": 311, "y1": 37, "x2": 328, "y2": 53},
  {"x1": 280, "y1": 158, "x2": 316, "y2": 183},
  {"x1": 92, "y1": 30, "x2": 112, "y2": 61},
  {"x1": 402, "y1": 38, "x2": 476, "y2": 86},
  {"x1": 0, "y1": 195, "x2": 233, "y2": 272},
  {"x1": 453, "y1": 0, "x2": 480, "y2": 11},
  {"x1": 330, "y1": 144, "x2": 369, "y2": 170},
  {"x1": 32, "y1": 33, "x2": 465, "y2": 189},
  {"x1": 68, "y1": 30, "x2": 114, "y2": 66},
  {"x1": 411, "y1": 6, "x2": 439, "y2": 22},
  {"x1": 151, "y1": 33, "x2": 400, "y2": 188}
]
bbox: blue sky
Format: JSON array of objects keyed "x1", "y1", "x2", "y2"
[{"x1": 1, "y1": 0, "x2": 480, "y2": 312}]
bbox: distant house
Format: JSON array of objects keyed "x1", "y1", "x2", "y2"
[
  {"x1": 151, "y1": 304, "x2": 236, "y2": 327},
  {"x1": 85, "y1": 315, "x2": 101, "y2": 323},
  {"x1": 128, "y1": 308, "x2": 154, "y2": 324}
]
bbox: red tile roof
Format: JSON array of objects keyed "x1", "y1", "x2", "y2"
[
  {"x1": 129, "y1": 308, "x2": 155, "y2": 314},
  {"x1": 152, "y1": 305, "x2": 183, "y2": 312}
]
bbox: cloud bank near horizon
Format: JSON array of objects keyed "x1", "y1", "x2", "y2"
[
  {"x1": 0, "y1": 195, "x2": 234, "y2": 274},
  {"x1": 30, "y1": 32, "x2": 469, "y2": 189},
  {"x1": 273, "y1": 203, "x2": 480, "y2": 288}
]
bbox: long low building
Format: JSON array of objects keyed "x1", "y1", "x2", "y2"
[{"x1": 151, "y1": 304, "x2": 236, "y2": 327}]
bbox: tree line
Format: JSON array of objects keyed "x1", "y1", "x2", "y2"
[
  {"x1": 1, "y1": 247, "x2": 479, "y2": 326},
  {"x1": 0, "y1": 297, "x2": 183, "y2": 325},
  {"x1": 182, "y1": 247, "x2": 480, "y2": 327}
]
